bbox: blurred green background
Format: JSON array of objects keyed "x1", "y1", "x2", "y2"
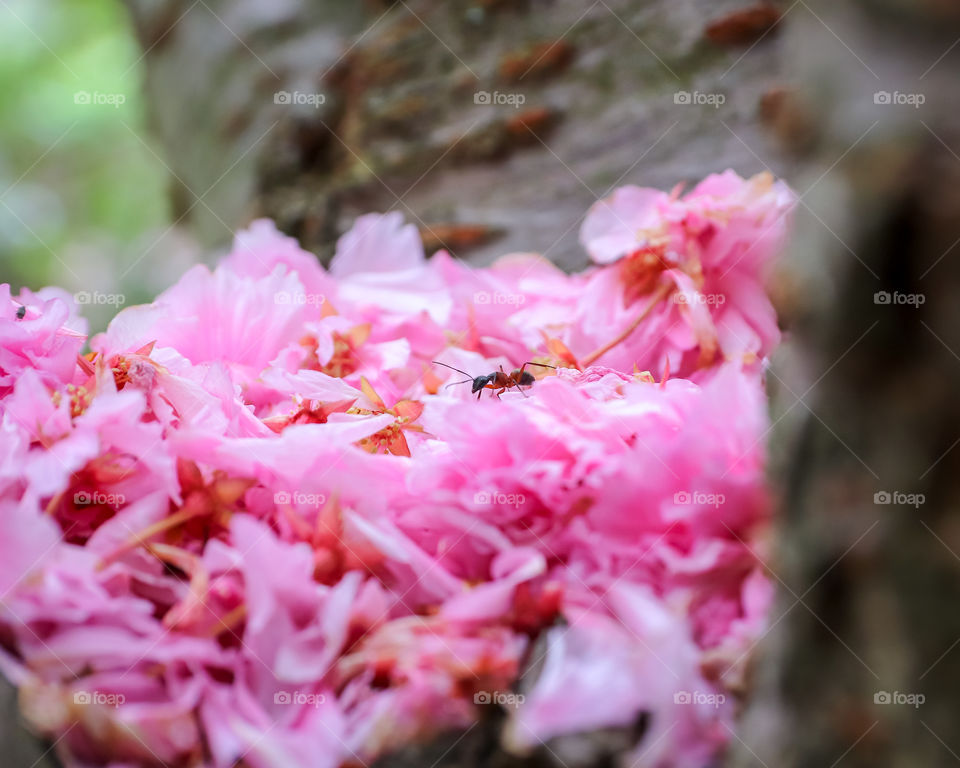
[{"x1": 0, "y1": 0, "x2": 175, "y2": 331}]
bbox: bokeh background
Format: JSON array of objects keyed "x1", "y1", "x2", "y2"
[
  {"x1": 0, "y1": 0, "x2": 184, "y2": 331},
  {"x1": 4, "y1": 1, "x2": 960, "y2": 767}
]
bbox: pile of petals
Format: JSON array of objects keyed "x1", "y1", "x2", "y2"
[{"x1": 0, "y1": 170, "x2": 792, "y2": 768}]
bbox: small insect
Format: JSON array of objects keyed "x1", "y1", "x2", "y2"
[
  {"x1": 16, "y1": 305, "x2": 26, "y2": 320},
  {"x1": 432, "y1": 360, "x2": 556, "y2": 400}
]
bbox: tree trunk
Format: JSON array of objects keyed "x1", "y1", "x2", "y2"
[
  {"x1": 730, "y1": 2, "x2": 960, "y2": 766},
  {"x1": 119, "y1": 0, "x2": 795, "y2": 270}
]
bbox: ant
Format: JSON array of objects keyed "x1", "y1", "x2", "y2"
[{"x1": 432, "y1": 360, "x2": 556, "y2": 400}]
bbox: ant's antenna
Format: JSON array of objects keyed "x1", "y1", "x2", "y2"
[
  {"x1": 432, "y1": 360, "x2": 474, "y2": 378},
  {"x1": 432, "y1": 360, "x2": 476, "y2": 389}
]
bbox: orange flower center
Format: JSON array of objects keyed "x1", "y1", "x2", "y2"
[{"x1": 620, "y1": 243, "x2": 670, "y2": 305}]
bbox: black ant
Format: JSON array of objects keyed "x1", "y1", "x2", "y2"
[
  {"x1": 432, "y1": 360, "x2": 556, "y2": 399},
  {"x1": 15, "y1": 305, "x2": 26, "y2": 320}
]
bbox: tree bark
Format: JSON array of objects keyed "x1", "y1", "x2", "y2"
[
  {"x1": 120, "y1": 0, "x2": 795, "y2": 270},
  {"x1": 730, "y1": 2, "x2": 960, "y2": 766}
]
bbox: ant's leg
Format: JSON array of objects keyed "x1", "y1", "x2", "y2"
[{"x1": 507, "y1": 382, "x2": 528, "y2": 398}]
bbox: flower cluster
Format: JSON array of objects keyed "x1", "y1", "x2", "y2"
[{"x1": 0, "y1": 170, "x2": 792, "y2": 768}]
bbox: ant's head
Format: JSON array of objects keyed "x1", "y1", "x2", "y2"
[{"x1": 471, "y1": 374, "x2": 494, "y2": 394}]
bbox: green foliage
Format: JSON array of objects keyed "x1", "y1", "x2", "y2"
[{"x1": 0, "y1": 0, "x2": 168, "y2": 322}]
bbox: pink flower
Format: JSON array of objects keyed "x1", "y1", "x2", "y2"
[
  {"x1": 224, "y1": 219, "x2": 332, "y2": 301},
  {"x1": 580, "y1": 185, "x2": 674, "y2": 265},
  {"x1": 2, "y1": 368, "x2": 178, "y2": 542},
  {"x1": 1, "y1": 286, "x2": 86, "y2": 396},
  {"x1": 573, "y1": 171, "x2": 792, "y2": 374},
  {"x1": 505, "y1": 583, "x2": 728, "y2": 768},
  {"x1": 93, "y1": 264, "x2": 310, "y2": 375},
  {"x1": 0, "y1": 171, "x2": 790, "y2": 768},
  {"x1": 330, "y1": 212, "x2": 452, "y2": 325}
]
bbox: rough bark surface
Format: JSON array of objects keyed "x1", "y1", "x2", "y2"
[
  {"x1": 730, "y1": 2, "x2": 960, "y2": 766},
  {"x1": 121, "y1": 0, "x2": 795, "y2": 269},
  {"x1": 6, "y1": 0, "x2": 960, "y2": 765}
]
